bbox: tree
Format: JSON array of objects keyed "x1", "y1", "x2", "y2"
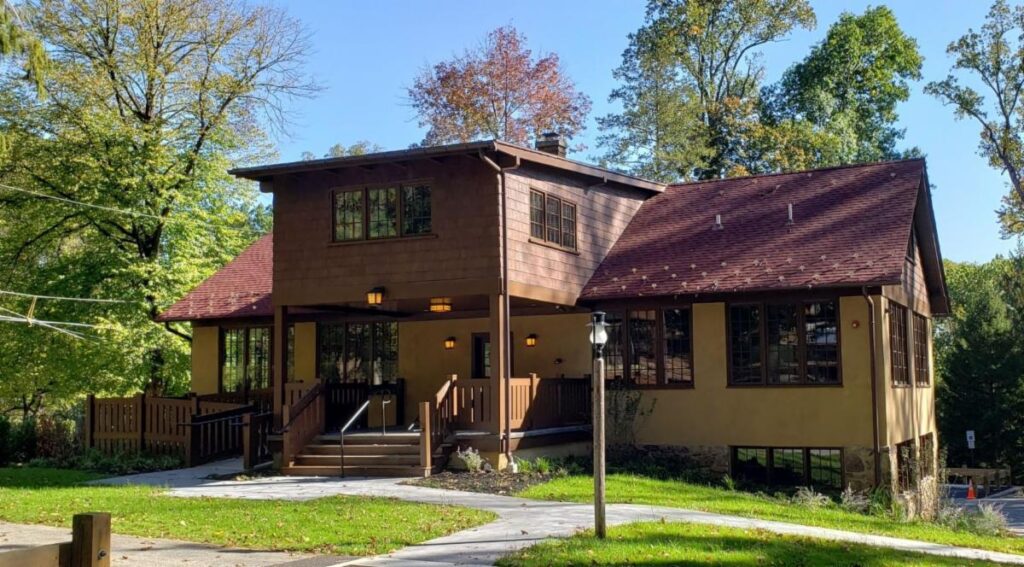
[
  {"x1": 935, "y1": 257, "x2": 1024, "y2": 481},
  {"x1": 408, "y1": 25, "x2": 591, "y2": 147},
  {"x1": 926, "y1": 0, "x2": 1024, "y2": 236},
  {"x1": 0, "y1": 0, "x2": 46, "y2": 92},
  {"x1": 598, "y1": 0, "x2": 815, "y2": 181},
  {"x1": 757, "y1": 6, "x2": 923, "y2": 170},
  {"x1": 301, "y1": 141, "x2": 383, "y2": 161},
  {"x1": 0, "y1": 0, "x2": 314, "y2": 406}
]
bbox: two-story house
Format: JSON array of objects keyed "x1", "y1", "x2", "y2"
[{"x1": 158, "y1": 135, "x2": 947, "y2": 493}]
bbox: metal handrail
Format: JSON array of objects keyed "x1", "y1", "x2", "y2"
[{"x1": 339, "y1": 400, "x2": 371, "y2": 476}]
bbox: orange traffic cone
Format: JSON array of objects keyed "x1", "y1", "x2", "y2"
[{"x1": 967, "y1": 479, "x2": 977, "y2": 500}]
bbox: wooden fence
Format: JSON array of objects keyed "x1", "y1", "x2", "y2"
[
  {"x1": 0, "y1": 513, "x2": 110, "y2": 567},
  {"x1": 448, "y1": 376, "x2": 591, "y2": 431},
  {"x1": 83, "y1": 393, "x2": 252, "y2": 467}
]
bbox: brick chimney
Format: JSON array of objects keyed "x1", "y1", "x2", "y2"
[{"x1": 535, "y1": 132, "x2": 567, "y2": 157}]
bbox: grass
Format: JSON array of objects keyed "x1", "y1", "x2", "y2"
[
  {"x1": 497, "y1": 521, "x2": 1012, "y2": 566},
  {"x1": 519, "y1": 474, "x2": 1024, "y2": 556},
  {"x1": 0, "y1": 467, "x2": 495, "y2": 556}
]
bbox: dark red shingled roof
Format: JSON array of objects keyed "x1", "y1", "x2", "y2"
[
  {"x1": 156, "y1": 234, "x2": 273, "y2": 322},
  {"x1": 580, "y1": 159, "x2": 925, "y2": 301}
]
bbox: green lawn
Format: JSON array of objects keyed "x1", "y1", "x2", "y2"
[
  {"x1": 0, "y1": 468, "x2": 495, "y2": 556},
  {"x1": 519, "y1": 474, "x2": 1024, "y2": 556},
  {"x1": 498, "y1": 521, "x2": 1012, "y2": 566}
]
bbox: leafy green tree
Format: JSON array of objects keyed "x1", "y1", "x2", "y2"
[
  {"x1": 0, "y1": 0, "x2": 45, "y2": 92},
  {"x1": 301, "y1": 141, "x2": 383, "y2": 161},
  {"x1": 935, "y1": 258, "x2": 1024, "y2": 480},
  {"x1": 0, "y1": 0, "x2": 314, "y2": 409},
  {"x1": 598, "y1": 0, "x2": 815, "y2": 181},
  {"x1": 756, "y1": 6, "x2": 923, "y2": 170},
  {"x1": 926, "y1": 0, "x2": 1024, "y2": 235}
]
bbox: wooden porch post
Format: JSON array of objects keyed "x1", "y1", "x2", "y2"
[
  {"x1": 488, "y1": 294, "x2": 508, "y2": 464},
  {"x1": 273, "y1": 305, "x2": 289, "y2": 429}
]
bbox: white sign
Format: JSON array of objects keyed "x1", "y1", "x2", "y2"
[{"x1": 967, "y1": 430, "x2": 976, "y2": 450}]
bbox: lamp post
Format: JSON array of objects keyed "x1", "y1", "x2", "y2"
[{"x1": 588, "y1": 311, "x2": 608, "y2": 539}]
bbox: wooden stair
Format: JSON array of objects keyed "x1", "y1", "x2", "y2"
[{"x1": 282, "y1": 431, "x2": 447, "y2": 477}]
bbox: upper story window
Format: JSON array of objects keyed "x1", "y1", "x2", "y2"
[
  {"x1": 332, "y1": 183, "x2": 432, "y2": 242},
  {"x1": 529, "y1": 189, "x2": 577, "y2": 251},
  {"x1": 728, "y1": 300, "x2": 840, "y2": 386}
]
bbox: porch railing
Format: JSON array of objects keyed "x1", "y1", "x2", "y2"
[
  {"x1": 281, "y1": 381, "x2": 325, "y2": 468},
  {"x1": 419, "y1": 374, "x2": 458, "y2": 472},
  {"x1": 509, "y1": 375, "x2": 591, "y2": 430},
  {"x1": 242, "y1": 411, "x2": 274, "y2": 470},
  {"x1": 451, "y1": 380, "x2": 491, "y2": 430}
]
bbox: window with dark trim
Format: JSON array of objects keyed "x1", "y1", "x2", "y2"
[
  {"x1": 332, "y1": 183, "x2": 431, "y2": 242},
  {"x1": 919, "y1": 433, "x2": 935, "y2": 479},
  {"x1": 896, "y1": 438, "x2": 916, "y2": 491},
  {"x1": 728, "y1": 300, "x2": 840, "y2": 386},
  {"x1": 529, "y1": 189, "x2": 577, "y2": 251},
  {"x1": 732, "y1": 447, "x2": 843, "y2": 490},
  {"x1": 889, "y1": 302, "x2": 910, "y2": 387},
  {"x1": 470, "y1": 333, "x2": 514, "y2": 379},
  {"x1": 220, "y1": 327, "x2": 272, "y2": 394},
  {"x1": 317, "y1": 321, "x2": 398, "y2": 383},
  {"x1": 913, "y1": 312, "x2": 930, "y2": 387},
  {"x1": 603, "y1": 308, "x2": 693, "y2": 387}
]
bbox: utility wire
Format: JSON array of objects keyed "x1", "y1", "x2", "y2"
[{"x1": 0, "y1": 289, "x2": 135, "y2": 304}]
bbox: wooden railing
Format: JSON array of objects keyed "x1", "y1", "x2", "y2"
[
  {"x1": 242, "y1": 411, "x2": 274, "y2": 470},
  {"x1": 198, "y1": 387, "x2": 272, "y2": 413},
  {"x1": 84, "y1": 393, "x2": 252, "y2": 466},
  {"x1": 281, "y1": 382, "x2": 325, "y2": 468},
  {"x1": 451, "y1": 380, "x2": 492, "y2": 430},
  {"x1": 509, "y1": 376, "x2": 591, "y2": 430},
  {"x1": 0, "y1": 513, "x2": 110, "y2": 567},
  {"x1": 420, "y1": 374, "x2": 459, "y2": 472}
]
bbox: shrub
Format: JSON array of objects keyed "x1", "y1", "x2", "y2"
[
  {"x1": 969, "y1": 503, "x2": 1008, "y2": 536},
  {"x1": 840, "y1": 486, "x2": 870, "y2": 514},
  {"x1": 32, "y1": 449, "x2": 183, "y2": 476},
  {"x1": 533, "y1": 457, "x2": 552, "y2": 474},
  {"x1": 721, "y1": 474, "x2": 737, "y2": 492},
  {"x1": 451, "y1": 447, "x2": 484, "y2": 473},
  {"x1": 9, "y1": 417, "x2": 37, "y2": 462},
  {"x1": 514, "y1": 457, "x2": 534, "y2": 474},
  {"x1": 792, "y1": 486, "x2": 831, "y2": 509},
  {"x1": 35, "y1": 415, "x2": 78, "y2": 463}
]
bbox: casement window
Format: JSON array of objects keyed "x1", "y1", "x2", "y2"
[
  {"x1": 889, "y1": 302, "x2": 910, "y2": 387},
  {"x1": 919, "y1": 433, "x2": 935, "y2": 479},
  {"x1": 728, "y1": 300, "x2": 840, "y2": 386},
  {"x1": 221, "y1": 327, "x2": 272, "y2": 394},
  {"x1": 332, "y1": 183, "x2": 432, "y2": 242},
  {"x1": 896, "y1": 438, "x2": 917, "y2": 491},
  {"x1": 603, "y1": 308, "x2": 693, "y2": 387},
  {"x1": 529, "y1": 189, "x2": 577, "y2": 251},
  {"x1": 913, "y1": 313, "x2": 930, "y2": 387},
  {"x1": 317, "y1": 321, "x2": 398, "y2": 383},
  {"x1": 732, "y1": 447, "x2": 842, "y2": 490}
]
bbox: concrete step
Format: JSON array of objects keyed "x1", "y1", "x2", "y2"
[
  {"x1": 302, "y1": 443, "x2": 420, "y2": 456},
  {"x1": 294, "y1": 453, "x2": 422, "y2": 467},
  {"x1": 282, "y1": 464, "x2": 430, "y2": 478}
]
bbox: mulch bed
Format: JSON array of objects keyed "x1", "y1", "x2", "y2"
[{"x1": 405, "y1": 470, "x2": 558, "y2": 496}]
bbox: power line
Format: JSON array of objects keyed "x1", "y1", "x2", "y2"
[{"x1": 0, "y1": 289, "x2": 135, "y2": 304}]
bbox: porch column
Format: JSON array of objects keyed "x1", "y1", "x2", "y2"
[
  {"x1": 488, "y1": 294, "x2": 509, "y2": 456},
  {"x1": 273, "y1": 305, "x2": 289, "y2": 429}
]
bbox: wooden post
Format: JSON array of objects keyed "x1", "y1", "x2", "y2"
[
  {"x1": 83, "y1": 395, "x2": 95, "y2": 449},
  {"x1": 273, "y1": 305, "x2": 289, "y2": 430},
  {"x1": 241, "y1": 413, "x2": 253, "y2": 470},
  {"x1": 419, "y1": 402, "x2": 431, "y2": 473},
  {"x1": 488, "y1": 294, "x2": 508, "y2": 463},
  {"x1": 136, "y1": 393, "x2": 146, "y2": 453},
  {"x1": 281, "y1": 403, "x2": 291, "y2": 468},
  {"x1": 448, "y1": 374, "x2": 458, "y2": 418},
  {"x1": 71, "y1": 513, "x2": 110, "y2": 567}
]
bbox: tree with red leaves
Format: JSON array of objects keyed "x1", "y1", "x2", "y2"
[{"x1": 409, "y1": 25, "x2": 591, "y2": 147}]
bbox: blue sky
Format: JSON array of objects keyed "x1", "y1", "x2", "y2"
[{"x1": 267, "y1": 0, "x2": 1020, "y2": 264}]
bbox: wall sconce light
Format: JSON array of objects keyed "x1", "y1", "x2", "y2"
[
  {"x1": 525, "y1": 334, "x2": 538, "y2": 347},
  {"x1": 429, "y1": 297, "x2": 452, "y2": 313},
  {"x1": 444, "y1": 336, "x2": 456, "y2": 350},
  {"x1": 366, "y1": 287, "x2": 385, "y2": 306}
]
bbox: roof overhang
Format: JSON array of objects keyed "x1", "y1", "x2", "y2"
[{"x1": 228, "y1": 140, "x2": 665, "y2": 194}]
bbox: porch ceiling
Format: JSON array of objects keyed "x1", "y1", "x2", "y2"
[{"x1": 286, "y1": 294, "x2": 588, "y2": 322}]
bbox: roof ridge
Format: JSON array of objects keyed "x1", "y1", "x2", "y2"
[{"x1": 666, "y1": 157, "x2": 926, "y2": 188}]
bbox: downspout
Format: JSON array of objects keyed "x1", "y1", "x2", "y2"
[
  {"x1": 479, "y1": 149, "x2": 521, "y2": 469},
  {"x1": 863, "y1": 287, "x2": 882, "y2": 488}
]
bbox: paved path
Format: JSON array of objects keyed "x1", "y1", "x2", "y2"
[
  {"x1": 125, "y1": 475, "x2": 1024, "y2": 566},
  {"x1": 0, "y1": 521, "x2": 346, "y2": 567}
]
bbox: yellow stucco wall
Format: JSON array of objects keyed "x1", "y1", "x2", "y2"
[
  {"x1": 879, "y1": 297, "x2": 937, "y2": 448},
  {"x1": 293, "y1": 322, "x2": 317, "y2": 382},
  {"x1": 631, "y1": 298, "x2": 876, "y2": 448},
  {"x1": 191, "y1": 325, "x2": 220, "y2": 395}
]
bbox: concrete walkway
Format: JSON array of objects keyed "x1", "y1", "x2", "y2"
[
  {"x1": 118, "y1": 474, "x2": 1024, "y2": 566},
  {"x1": 0, "y1": 521, "x2": 345, "y2": 567}
]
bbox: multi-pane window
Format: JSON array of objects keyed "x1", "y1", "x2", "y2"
[
  {"x1": 603, "y1": 308, "x2": 693, "y2": 387},
  {"x1": 663, "y1": 308, "x2": 693, "y2": 384},
  {"x1": 729, "y1": 300, "x2": 840, "y2": 386},
  {"x1": 732, "y1": 447, "x2": 843, "y2": 490},
  {"x1": 220, "y1": 327, "x2": 272, "y2": 394},
  {"x1": 332, "y1": 183, "x2": 431, "y2": 242},
  {"x1": 889, "y1": 302, "x2": 910, "y2": 386},
  {"x1": 913, "y1": 313, "x2": 930, "y2": 387},
  {"x1": 529, "y1": 189, "x2": 577, "y2": 250},
  {"x1": 318, "y1": 321, "x2": 398, "y2": 384},
  {"x1": 896, "y1": 438, "x2": 916, "y2": 491}
]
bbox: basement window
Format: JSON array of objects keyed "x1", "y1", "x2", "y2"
[{"x1": 732, "y1": 447, "x2": 842, "y2": 490}]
